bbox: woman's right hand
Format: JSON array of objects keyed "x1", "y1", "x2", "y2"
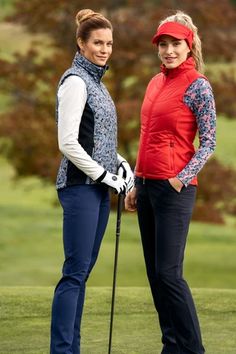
[{"x1": 125, "y1": 187, "x2": 137, "y2": 211}]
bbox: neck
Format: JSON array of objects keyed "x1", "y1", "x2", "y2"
[
  {"x1": 161, "y1": 56, "x2": 196, "y2": 77},
  {"x1": 72, "y1": 52, "x2": 108, "y2": 82}
]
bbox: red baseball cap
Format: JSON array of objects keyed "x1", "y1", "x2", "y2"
[{"x1": 152, "y1": 22, "x2": 194, "y2": 49}]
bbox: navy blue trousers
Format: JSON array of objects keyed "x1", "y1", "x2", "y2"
[
  {"x1": 50, "y1": 184, "x2": 110, "y2": 354},
  {"x1": 136, "y1": 179, "x2": 205, "y2": 354}
]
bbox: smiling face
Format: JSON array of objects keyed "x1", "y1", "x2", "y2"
[
  {"x1": 158, "y1": 35, "x2": 190, "y2": 69},
  {"x1": 77, "y1": 28, "x2": 113, "y2": 66}
]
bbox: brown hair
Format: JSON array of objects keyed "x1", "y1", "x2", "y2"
[
  {"x1": 159, "y1": 11, "x2": 204, "y2": 73},
  {"x1": 75, "y1": 9, "x2": 113, "y2": 43}
]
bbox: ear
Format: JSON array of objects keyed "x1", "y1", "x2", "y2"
[{"x1": 77, "y1": 38, "x2": 84, "y2": 51}]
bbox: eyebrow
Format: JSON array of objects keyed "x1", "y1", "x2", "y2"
[{"x1": 93, "y1": 39, "x2": 113, "y2": 43}]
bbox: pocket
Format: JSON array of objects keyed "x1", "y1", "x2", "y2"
[{"x1": 165, "y1": 179, "x2": 180, "y2": 194}]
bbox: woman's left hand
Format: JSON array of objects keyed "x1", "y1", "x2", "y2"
[
  {"x1": 125, "y1": 188, "x2": 137, "y2": 211},
  {"x1": 168, "y1": 177, "x2": 184, "y2": 193},
  {"x1": 117, "y1": 161, "x2": 134, "y2": 194}
]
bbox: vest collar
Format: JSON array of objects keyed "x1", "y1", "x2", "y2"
[
  {"x1": 72, "y1": 52, "x2": 108, "y2": 83},
  {"x1": 161, "y1": 56, "x2": 196, "y2": 78}
]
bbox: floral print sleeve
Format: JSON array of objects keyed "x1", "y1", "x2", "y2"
[{"x1": 176, "y1": 78, "x2": 216, "y2": 186}]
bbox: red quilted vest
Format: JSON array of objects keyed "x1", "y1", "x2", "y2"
[{"x1": 135, "y1": 57, "x2": 205, "y2": 185}]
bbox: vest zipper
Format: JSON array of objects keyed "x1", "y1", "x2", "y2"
[
  {"x1": 142, "y1": 81, "x2": 167, "y2": 177},
  {"x1": 170, "y1": 140, "x2": 175, "y2": 171}
]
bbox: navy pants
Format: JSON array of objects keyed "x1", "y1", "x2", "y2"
[
  {"x1": 50, "y1": 184, "x2": 110, "y2": 354},
  {"x1": 136, "y1": 179, "x2": 205, "y2": 354}
]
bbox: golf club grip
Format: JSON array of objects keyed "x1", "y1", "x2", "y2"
[{"x1": 117, "y1": 192, "x2": 125, "y2": 218}]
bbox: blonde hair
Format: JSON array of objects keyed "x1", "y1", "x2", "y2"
[
  {"x1": 75, "y1": 9, "x2": 112, "y2": 43},
  {"x1": 159, "y1": 11, "x2": 204, "y2": 73}
]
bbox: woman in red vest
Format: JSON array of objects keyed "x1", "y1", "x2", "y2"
[{"x1": 126, "y1": 11, "x2": 216, "y2": 354}]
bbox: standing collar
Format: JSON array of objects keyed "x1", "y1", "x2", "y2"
[
  {"x1": 161, "y1": 56, "x2": 196, "y2": 78},
  {"x1": 72, "y1": 52, "x2": 108, "y2": 82}
]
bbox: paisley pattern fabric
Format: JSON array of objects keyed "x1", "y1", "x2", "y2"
[
  {"x1": 56, "y1": 53, "x2": 118, "y2": 189},
  {"x1": 177, "y1": 78, "x2": 216, "y2": 186}
]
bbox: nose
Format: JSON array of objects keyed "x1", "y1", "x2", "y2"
[
  {"x1": 100, "y1": 44, "x2": 108, "y2": 53},
  {"x1": 166, "y1": 44, "x2": 174, "y2": 54}
]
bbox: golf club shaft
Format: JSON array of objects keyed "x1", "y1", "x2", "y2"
[{"x1": 108, "y1": 193, "x2": 125, "y2": 354}]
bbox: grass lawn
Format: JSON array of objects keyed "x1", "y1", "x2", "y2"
[
  {"x1": 0, "y1": 6, "x2": 236, "y2": 352},
  {"x1": 0, "y1": 21, "x2": 53, "y2": 62},
  {"x1": 1, "y1": 178, "x2": 236, "y2": 289},
  {"x1": 0, "y1": 157, "x2": 236, "y2": 289},
  {"x1": 0, "y1": 286, "x2": 236, "y2": 354},
  {"x1": 0, "y1": 0, "x2": 15, "y2": 20},
  {"x1": 214, "y1": 117, "x2": 236, "y2": 168}
]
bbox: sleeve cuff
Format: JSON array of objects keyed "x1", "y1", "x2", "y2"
[
  {"x1": 96, "y1": 170, "x2": 107, "y2": 183},
  {"x1": 117, "y1": 153, "x2": 126, "y2": 166}
]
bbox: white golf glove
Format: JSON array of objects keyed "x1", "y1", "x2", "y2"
[
  {"x1": 98, "y1": 171, "x2": 127, "y2": 194},
  {"x1": 117, "y1": 155, "x2": 134, "y2": 194}
]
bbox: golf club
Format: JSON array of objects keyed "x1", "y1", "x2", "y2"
[{"x1": 108, "y1": 192, "x2": 125, "y2": 354}]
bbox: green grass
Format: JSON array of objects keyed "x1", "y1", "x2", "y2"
[
  {"x1": 0, "y1": 286, "x2": 236, "y2": 353},
  {"x1": 0, "y1": 157, "x2": 236, "y2": 289},
  {"x1": 0, "y1": 0, "x2": 15, "y2": 20},
  {"x1": 0, "y1": 0, "x2": 32, "y2": 60},
  {"x1": 0, "y1": 93, "x2": 12, "y2": 113},
  {"x1": 0, "y1": 22, "x2": 53, "y2": 61},
  {"x1": 214, "y1": 116, "x2": 236, "y2": 168},
  {"x1": 0, "y1": 9, "x2": 235, "y2": 352},
  {"x1": 206, "y1": 62, "x2": 236, "y2": 80},
  {"x1": 192, "y1": 115, "x2": 236, "y2": 168},
  {"x1": 0, "y1": 22, "x2": 34, "y2": 60},
  {"x1": 0, "y1": 1, "x2": 52, "y2": 61}
]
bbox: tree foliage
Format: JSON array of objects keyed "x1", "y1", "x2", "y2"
[
  {"x1": 0, "y1": 0, "x2": 236, "y2": 221},
  {"x1": 192, "y1": 158, "x2": 236, "y2": 223}
]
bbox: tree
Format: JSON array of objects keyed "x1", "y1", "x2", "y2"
[
  {"x1": 192, "y1": 158, "x2": 236, "y2": 223},
  {"x1": 1, "y1": 0, "x2": 236, "y2": 221}
]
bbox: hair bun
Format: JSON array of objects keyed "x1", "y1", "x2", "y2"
[{"x1": 75, "y1": 9, "x2": 98, "y2": 26}]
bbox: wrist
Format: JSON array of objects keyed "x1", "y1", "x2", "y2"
[
  {"x1": 118, "y1": 160, "x2": 127, "y2": 169},
  {"x1": 168, "y1": 177, "x2": 183, "y2": 192},
  {"x1": 96, "y1": 170, "x2": 107, "y2": 183},
  {"x1": 117, "y1": 153, "x2": 126, "y2": 166}
]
